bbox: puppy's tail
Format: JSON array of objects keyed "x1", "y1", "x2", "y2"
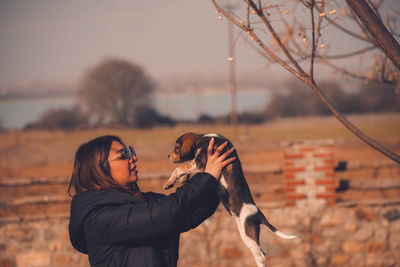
[{"x1": 258, "y1": 212, "x2": 297, "y2": 240}]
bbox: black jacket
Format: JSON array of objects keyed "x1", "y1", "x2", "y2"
[{"x1": 69, "y1": 172, "x2": 220, "y2": 267}]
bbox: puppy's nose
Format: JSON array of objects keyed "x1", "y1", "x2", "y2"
[{"x1": 168, "y1": 154, "x2": 170, "y2": 158}]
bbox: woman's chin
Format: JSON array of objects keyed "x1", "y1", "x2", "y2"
[{"x1": 131, "y1": 172, "x2": 138, "y2": 182}]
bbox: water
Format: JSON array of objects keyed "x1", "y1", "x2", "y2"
[{"x1": 0, "y1": 91, "x2": 270, "y2": 129}]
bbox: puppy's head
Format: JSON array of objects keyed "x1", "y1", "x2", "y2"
[{"x1": 168, "y1": 132, "x2": 199, "y2": 163}]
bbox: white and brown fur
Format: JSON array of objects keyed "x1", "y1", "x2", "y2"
[{"x1": 165, "y1": 132, "x2": 296, "y2": 267}]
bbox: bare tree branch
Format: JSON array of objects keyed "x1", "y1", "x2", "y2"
[
  {"x1": 345, "y1": 0, "x2": 400, "y2": 71},
  {"x1": 211, "y1": 0, "x2": 400, "y2": 164}
]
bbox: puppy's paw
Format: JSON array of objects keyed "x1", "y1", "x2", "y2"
[{"x1": 163, "y1": 179, "x2": 176, "y2": 190}]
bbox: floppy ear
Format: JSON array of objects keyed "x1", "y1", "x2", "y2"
[{"x1": 180, "y1": 137, "x2": 196, "y2": 160}]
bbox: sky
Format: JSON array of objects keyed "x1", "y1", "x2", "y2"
[
  {"x1": 0, "y1": 0, "x2": 399, "y2": 91},
  {"x1": 0, "y1": 0, "x2": 271, "y2": 87}
]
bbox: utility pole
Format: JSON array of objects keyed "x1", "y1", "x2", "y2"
[{"x1": 226, "y1": 5, "x2": 238, "y2": 142}]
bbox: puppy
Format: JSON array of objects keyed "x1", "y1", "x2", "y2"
[{"x1": 165, "y1": 132, "x2": 296, "y2": 267}]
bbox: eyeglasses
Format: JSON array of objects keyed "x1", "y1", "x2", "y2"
[{"x1": 109, "y1": 145, "x2": 136, "y2": 162}]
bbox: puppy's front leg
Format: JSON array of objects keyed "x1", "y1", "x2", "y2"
[
  {"x1": 164, "y1": 167, "x2": 186, "y2": 190},
  {"x1": 164, "y1": 161, "x2": 199, "y2": 190}
]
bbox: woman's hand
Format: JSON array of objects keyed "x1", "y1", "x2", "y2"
[{"x1": 204, "y1": 138, "x2": 236, "y2": 179}]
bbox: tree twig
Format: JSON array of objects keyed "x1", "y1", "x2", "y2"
[{"x1": 211, "y1": 0, "x2": 400, "y2": 164}]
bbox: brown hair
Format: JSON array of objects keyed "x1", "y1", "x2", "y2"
[{"x1": 68, "y1": 135, "x2": 142, "y2": 197}]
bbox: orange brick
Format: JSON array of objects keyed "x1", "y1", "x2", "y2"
[
  {"x1": 286, "y1": 201, "x2": 296, "y2": 206},
  {"x1": 284, "y1": 161, "x2": 295, "y2": 166},
  {"x1": 285, "y1": 173, "x2": 295, "y2": 179},
  {"x1": 300, "y1": 147, "x2": 315, "y2": 152},
  {"x1": 284, "y1": 154, "x2": 305, "y2": 159},
  {"x1": 316, "y1": 179, "x2": 335, "y2": 185},
  {"x1": 315, "y1": 165, "x2": 333, "y2": 171},
  {"x1": 286, "y1": 180, "x2": 305, "y2": 186},
  {"x1": 325, "y1": 172, "x2": 335, "y2": 177},
  {"x1": 285, "y1": 167, "x2": 305, "y2": 173},
  {"x1": 324, "y1": 187, "x2": 336, "y2": 192},
  {"x1": 326, "y1": 199, "x2": 336, "y2": 206},
  {"x1": 317, "y1": 193, "x2": 336, "y2": 199},
  {"x1": 286, "y1": 194, "x2": 306, "y2": 200},
  {"x1": 314, "y1": 152, "x2": 333, "y2": 158},
  {"x1": 366, "y1": 241, "x2": 387, "y2": 252}
]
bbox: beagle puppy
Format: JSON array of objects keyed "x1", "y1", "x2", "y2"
[{"x1": 165, "y1": 132, "x2": 296, "y2": 267}]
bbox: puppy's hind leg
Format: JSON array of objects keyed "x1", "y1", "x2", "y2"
[{"x1": 235, "y1": 204, "x2": 267, "y2": 267}]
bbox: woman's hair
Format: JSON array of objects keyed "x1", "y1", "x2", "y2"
[{"x1": 68, "y1": 135, "x2": 141, "y2": 197}]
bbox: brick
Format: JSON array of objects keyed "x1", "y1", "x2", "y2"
[
  {"x1": 342, "y1": 241, "x2": 365, "y2": 253},
  {"x1": 16, "y1": 252, "x2": 50, "y2": 267},
  {"x1": 331, "y1": 254, "x2": 348, "y2": 264},
  {"x1": 0, "y1": 258, "x2": 15, "y2": 267},
  {"x1": 315, "y1": 179, "x2": 335, "y2": 185},
  {"x1": 344, "y1": 223, "x2": 358, "y2": 233},
  {"x1": 315, "y1": 165, "x2": 334, "y2": 171},
  {"x1": 352, "y1": 227, "x2": 373, "y2": 242},
  {"x1": 285, "y1": 167, "x2": 305, "y2": 173},
  {"x1": 284, "y1": 161, "x2": 295, "y2": 166},
  {"x1": 54, "y1": 253, "x2": 72, "y2": 266},
  {"x1": 316, "y1": 193, "x2": 336, "y2": 199},
  {"x1": 309, "y1": 234, "x2": 324, "y2": 244},
  {"x1": 317, "y1": 257, "x2": 328, "y2": 266},
  {"x1": 290, "y1": 249, "x2": 306, "y2": 259},
  {"x1": 354, "y1": 207, "x2": 376, "y2": 222},
  {"x1": 286, "y1": 180, "x2": 305, "y2": 186},
  {"x1": 284, "y1": 154, "x2": 305, "y2": 159},
  {"x1": 285, "y1": 173, "x2": 295, "y2": 179},
  {"x1": 324, "y1": 187, "x2": 336, "y2": 192},
  {"x1": 286, "y1": 194, "x2": 306, "y2": 200},
  {"x1": 326, "y1": 199, "x2": 336, "y2": 206},
  {"x1": 5, "y1": 227, "x2": 36, "y2": 242},
  {"x1": 366, "y1": 241, "x2": 387, "y2": 253},
  {"x1": 49, "y1": 242, "x2": 62, "y2": 252},
  {"x1": 321, "y1": 213, "x2": 343, "y2": 227},
  {"x1": 314, "y1": 152, "x2": 333, "y2": 158},
  {"x1": 285, "y1": 188, "x2": 296, "y2": 193},
  {"x1": 300, "y1": 146, "x2": 315, "y2": 152},
  {"x1": 286, "y1": 201, "x2": 296, "y2": 206},
  {"x1": 325, "y1": 171, "x2": 334, "y2": 177}
]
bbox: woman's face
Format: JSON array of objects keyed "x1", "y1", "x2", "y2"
[{"x1": 108, "y1": 141, "x2": 138, "y2": 185}]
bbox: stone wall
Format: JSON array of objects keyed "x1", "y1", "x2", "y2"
[{"x1": 1, "y1": 203, "x2": 399, "y2": 267}]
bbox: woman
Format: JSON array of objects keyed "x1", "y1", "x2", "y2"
[{"x1": 68, "y1": 135, "x2": 234, "y2": 267}]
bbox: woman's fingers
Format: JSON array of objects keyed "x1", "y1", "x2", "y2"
[
  {"x1": 222, "y1": 156, "x2": 236, "y2": 167},
  {"x1": 207, "y1": 138, "x2": 215, "y2": 156},
  {"x1": 210, "y1": 141, "x2": 228, "y2": 158},
  {"x1": 209, "y1": 140, "x2": 234, "y2": 161},
  {"x1": 221, "y1": 148, "x2": 235, "y2": 166},
  {"x1": 221, "y1": 147, "x2": 234, "y2": 159},
  {"x1": 216, "y1": 141, "x2": 228, "y2": 153},
  {"x1": 204, "y1": 138, "x2": 236, "y2": 179}
]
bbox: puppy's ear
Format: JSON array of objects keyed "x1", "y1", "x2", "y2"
[{"x1": 180, "y1": 137, "x2": 196, "y2": 160}]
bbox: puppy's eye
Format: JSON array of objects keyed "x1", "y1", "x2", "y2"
[{"x1": 174, "y1": 146, "x2": 180, "y2": 152}]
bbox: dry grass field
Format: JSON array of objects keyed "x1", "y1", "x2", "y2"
[
  {"x1": 0, "y1": 113, "x2": 399, "y2": 197},
  {"x1": 0, "y1": 113, "x2": 398, "y2": 173}
]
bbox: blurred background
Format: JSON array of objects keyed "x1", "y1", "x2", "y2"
[{"x1": 0, "y1": 0, "x2": 400, "y2": 266}]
